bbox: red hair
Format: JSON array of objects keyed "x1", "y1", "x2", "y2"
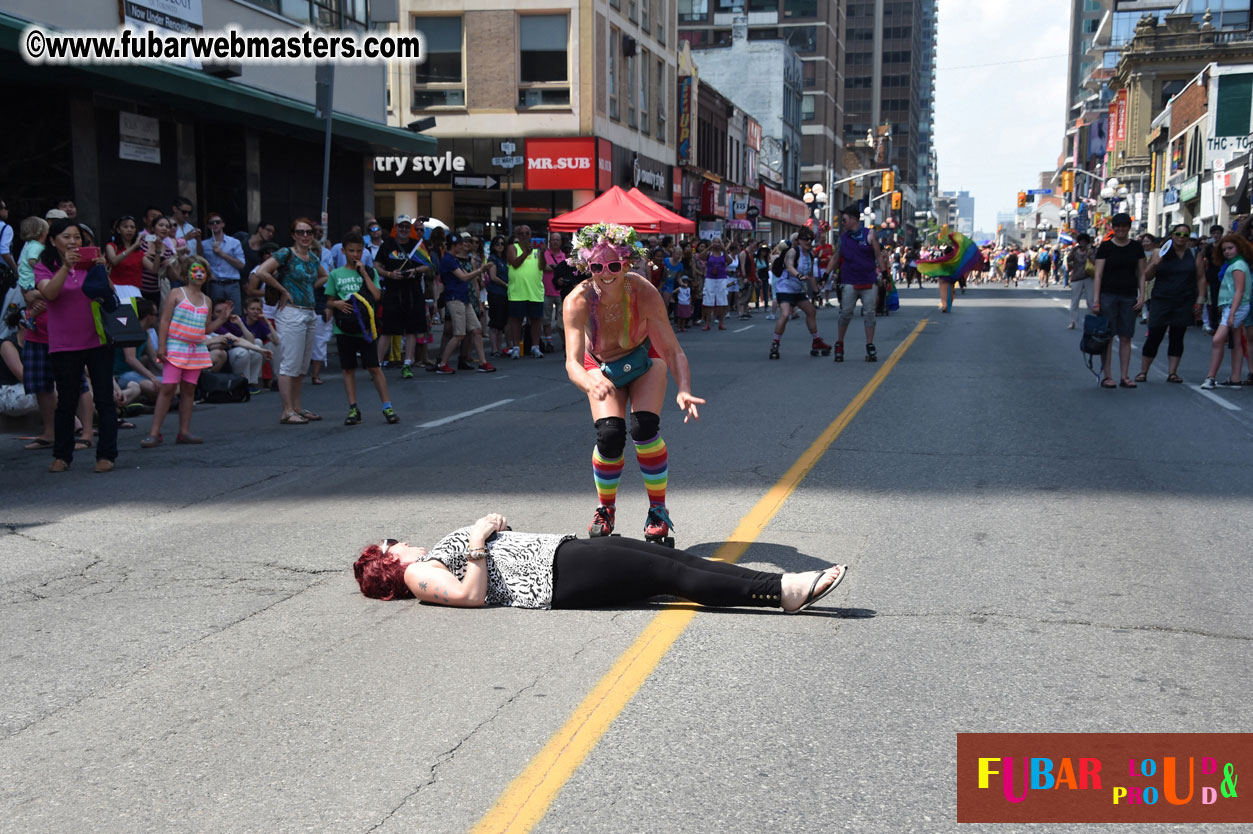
[{"x1": 353, "y1": 544, "x2": 414, "y2": 601}]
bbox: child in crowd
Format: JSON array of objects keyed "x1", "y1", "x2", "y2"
[
  {"x1": 142, "y1": 257, "x2": 229, "y2": 447},
  {"x1": 675, "y1": 276, "x2": 693, "y2": 332},
  {"x1": 325, "y1": 232, "x2": 398, "y2": 425},
  {"x1": 113, "y1": 297, "x2": 162, "y2": 409},
  {"x1": 213, "y1": 299, "x2": 274, "y2": 394}
]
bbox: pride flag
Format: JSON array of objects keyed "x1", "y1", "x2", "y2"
[
  {"x1": 406, "y1": 241, "x2": 435, "y2": 270},
  {"x1": 918, "y1": 232, "x2": 985, "y2": 281}
]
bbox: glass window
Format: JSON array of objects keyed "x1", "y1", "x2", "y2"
[
  {"x1": 640, "y1": 48, "x2": 650, "y2": 133},
  {"x1": 413, "y1": 16, "x2": 464, "y2": 108},
  {"x1": 279, "y1": 0, "x2": 311, "y2": 23},
  {"x1": 642, "y1": 0, "x2": 649, "y2": 32},
  {"x1": 629, "y1": 0, "x2": 638, "y2": 22},
  {"x1": 678, "y1": 0, "x2": 709, "y2": 23},
  {"x1": 749, "y1": 0, "x2": 777, "y2": 10},
  {"x1": 801, "y1": 93, "x2": 815, "y2": 121},
  {"x1": 657, "y1": 0, "x2": 666, "y2": 42},
  {"x1": 627, "y1": 52, "x2": 637, "y2": 127},
  {"x1": 656, "y1": 58, "x2": 667, "y2": 139},
  {"x1": 609, "y1": 28, "x2": 620, "y2": 120},
  {"x1": 783, "y1": 0, "x2": 816, "y2": 18},
  {"x1": 519, "y1": 15, "x2": 570, "y2": 106},
  {"x1": 784, "y1": 25, "x2": 815, "y2": 52}
]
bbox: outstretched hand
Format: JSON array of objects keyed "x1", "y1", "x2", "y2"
[{"x1": 676, "y1": 392, "x2": 705, "y2": 423}]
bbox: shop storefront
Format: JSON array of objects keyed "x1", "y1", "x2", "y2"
[
  {"x1": 374, "y1": 136, "x2": 618, "y2": 237},
  {"x1": 761, "y1": 184, "x2": 809, "y2": 241},
  {"x1": 610, "y1": 146, "x2": 673, "y2": 208}
]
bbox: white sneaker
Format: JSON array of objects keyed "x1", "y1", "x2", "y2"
[
  {"x1": 765, "y1": 313, "x2": 777, "y2": 320},
  {"x1": 530, "y1": 345, "x2": 544, "y2": 358},
  {"x1": 508, "y1": 346, "x2": 521, "y2": 359},
  {"x1": 1200, "y1": 377, "x2": 1217, "y2": 390}
]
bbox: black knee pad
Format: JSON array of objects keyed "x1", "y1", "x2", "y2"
[
  {"x1": 594, "y1": 417, "x2": 627, "y2": 459},
  {"x1": 629, "y1": 411, "x2": 660, "y2": 442}
]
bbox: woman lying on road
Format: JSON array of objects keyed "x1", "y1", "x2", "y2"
[{"x1": 353, "y1": 513, "x2": 848, "y2": 613}]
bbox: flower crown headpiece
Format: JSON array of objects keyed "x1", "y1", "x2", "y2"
[{"x1": 572, "y1": 223, "x2": 648, "y2": 272}]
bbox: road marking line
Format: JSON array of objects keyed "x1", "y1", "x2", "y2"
[
  {"x1": 733, "y1": 325, "x2": 754, "y2": 333},
  {"x1": 419, "y1": 399, "x2": 515, "y2": 428},
  {"x1": 469, "y1": 319, "x2": 930, "y2": 834},
  {"x1": 1194, "y1": 387, "x2": 1242, "y2": 411}
]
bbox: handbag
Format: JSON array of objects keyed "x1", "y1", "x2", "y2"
[
  {"x1": 597, "y1": 339, "x2": 653, "y2": 389},
  {"x1": 195, "y1": 371, "x2": 250, "y2": 403},
  {"x1": 1080, "y1": 313, "x2": 1112, "y2": 384},
  {"x1": 91, "y1": 298, "x2": 148, "y2": 347}
]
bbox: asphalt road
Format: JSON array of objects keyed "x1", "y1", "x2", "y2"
[{"x1": 2, "y1": 282, "x2": 1251, "y2": 834}]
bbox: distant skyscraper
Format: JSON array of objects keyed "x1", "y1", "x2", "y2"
[{"x1": 843, "y1": 0, "x2": 938, "y2": 213}]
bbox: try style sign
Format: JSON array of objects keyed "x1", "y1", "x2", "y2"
[{"x1": 374, "y1": 152, "x2": 468, "y2": 184}]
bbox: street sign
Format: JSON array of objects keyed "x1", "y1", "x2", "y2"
[
  {"x1": 500, "y1": 141, "x2": 516, "y2": 154},
  {"x1": 1027, "y1": 188, "x2": 1053, "y2": 195},
  {"x1": 492, "y1": 155, "x2": 524, "y2": 168},
  {"x1": 453, "y1": 175, "x2": 500, "y2": 189}
]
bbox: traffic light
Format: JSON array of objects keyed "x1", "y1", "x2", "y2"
[
  {"x1": 891, "y1": 191, "x2": 902, "y2": 210},
  {"x1": 882, "y1": 171, "x2": 895, "y2": 192},
  {"x1": 1017, "y1": 191, "x2": 1026, "y2": 208},
  {"x1": 1061, "y1": 171, "x2": 1074, "y2": 193}
]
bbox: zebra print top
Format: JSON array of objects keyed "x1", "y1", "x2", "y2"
[{"x1": 421, "y1": 527, "x2": 575, "y2": 609}]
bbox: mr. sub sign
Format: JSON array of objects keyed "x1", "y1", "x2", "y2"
[{"x1": 525, "y1": 138, "x2": 604, "y2": 190}]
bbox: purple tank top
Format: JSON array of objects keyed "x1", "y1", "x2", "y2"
[
  {"x1": 840, "y1": 228, "x2": 877, "y2": 288},
  {"x1": 706, "y1": 253, "x2": 727, "y2": 282}
]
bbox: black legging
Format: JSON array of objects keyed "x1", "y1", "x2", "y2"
[
  {"x1": 550, "y1": 537, "x2": 783, "y2": 609},
  {"x1": 1141, "y1": 323, "x2": 1188, "y2": 359}
]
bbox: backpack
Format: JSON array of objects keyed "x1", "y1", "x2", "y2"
[
  {"x1": 0, "y1": 222, "x2": 17, "y2": 292},
  {"x1": 771, "y1": 247, "x2": 789, "y2": 278},
  {"x1": 332, "y1": 291, "x2": 378, "y2": 341},
  {"x1": 1080, "y1": 313, "x2": 1112, "y2": 384}
]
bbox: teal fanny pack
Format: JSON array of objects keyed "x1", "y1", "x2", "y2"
[{"x1": 598, "y1": 340, "x2": 653, "y2": 388}]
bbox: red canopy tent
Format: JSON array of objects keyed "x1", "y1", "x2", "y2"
[
  {"x1": 548, "y1": 186, "x2": 665, "y2": 234},
  {"x1": 625, "y1": 188, "x2": 696, "y2": 234}
]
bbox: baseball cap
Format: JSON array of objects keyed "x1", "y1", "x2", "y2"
[
  {"x1": 1110, "y1": 212, "x2": 1132, "y2": 227},
  {"x1": 446, "y1": 232, "x2": 465, "y2": 246},
  {"x1": 395, "y1": 214, "x2": 414, "y2": 225}
]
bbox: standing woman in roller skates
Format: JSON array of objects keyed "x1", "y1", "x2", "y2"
[
  {"x1": 563, "y1": 224, "x2": 705, "y2": 546},
  {"x1": 768, "y1": 228, "x2": 830, "y2": 359}
]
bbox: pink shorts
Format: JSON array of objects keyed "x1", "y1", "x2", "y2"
[{"x1": 162, "y1": 364, "x2": 203, "y2": 385}]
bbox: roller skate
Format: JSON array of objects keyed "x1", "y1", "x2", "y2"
[
  {"x1": 833, "y1": 341, "x2": 844, "y2": 363},
  {"x1": 588, "y1": 505, "x2": 616, "y2": 538},
  {"x1": 810, "y1": 336, "x2": 832, "y2": 357},
  {"x1": 865, "y1": 343, "x2": 877, "y2": 362},
  {"x1": 769, "y1": 341, "x2": 780, "y2": 360},
  {"x1": 644, "y1": 506, "x2": 675, "y2": 547}
]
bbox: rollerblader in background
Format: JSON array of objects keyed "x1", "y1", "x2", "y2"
[
  {"x1": 562, "y1": 224, "x2": 704, "y2": 546},
  {"x1": 768, "y1": 228, "x2": 829, "y2": 359}
]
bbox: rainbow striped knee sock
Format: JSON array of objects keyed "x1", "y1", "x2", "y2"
[
  {"x1": 592, "y1": 446, "x2": 625, "y2": 507},
  {"x1": 633, "y1": 433, "x2": 669, "y2": 507}
]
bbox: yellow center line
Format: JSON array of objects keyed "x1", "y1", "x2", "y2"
[{"x1": 470, "y1": 319, "x2": 930, "y2": 834}]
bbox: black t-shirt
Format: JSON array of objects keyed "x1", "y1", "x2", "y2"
[
  {"x1": 1152, "y1": 248, "x2": 1198, "y2": 302},
  {"x1": 376, "y1": 238, "x2": 424, "y2": 290},
  {"x1": 1095, "y1": 239, "x2": 1144, "y2": 297}
]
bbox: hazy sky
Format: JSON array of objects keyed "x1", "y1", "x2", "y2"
[{"x1": 935, "y1": 0, "x2": 1070, "y2": 233}]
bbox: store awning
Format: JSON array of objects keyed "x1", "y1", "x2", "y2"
[
  {"x1": 549, "y1": 186, "x2": 666, "y2": 234},
  {"x1": 625, "y1": 188, "x2": 695, "y2": 234},
  {"x1": 0, "y1": 10, "x2": 435, "y2": 154}
]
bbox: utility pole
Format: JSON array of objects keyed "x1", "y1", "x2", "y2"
[{"x1": 315, "y1": 65, "x2": 335, "y2": 235}]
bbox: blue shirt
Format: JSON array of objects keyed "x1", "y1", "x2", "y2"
[
  {"x1": 440, "y1": 252, "x2": 472, "y2": 303},
  {"x1": 201, "y1": 233, "x2": 244, "y2": 281}
]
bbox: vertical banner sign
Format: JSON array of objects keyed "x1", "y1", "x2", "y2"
[
  {"x1": 677, "y1": 76, "x2": 693, "y2": 166},
  {"x1": 1107, "y1": 103, "x2": 1118, "y2": 153},
  {"x1": 1115, "y1": 90, "x2": 1128, "y2": 142},
  {"x1": 119, "y1": 113, "x2": 161, "y2": 164}
]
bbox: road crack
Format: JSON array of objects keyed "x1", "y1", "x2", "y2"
[
  {"x1": 364, "y1": 675, "x2": 543, "y2": 833},
  {"x1": 878, "y1": 609, "x2": 1251, "y2": 641}
]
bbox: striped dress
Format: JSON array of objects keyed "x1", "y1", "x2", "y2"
[{"x1": 166, "y1": 289, "x2": 212, "y2": 370}]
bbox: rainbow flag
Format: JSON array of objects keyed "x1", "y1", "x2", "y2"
[
  {"x1": 917, "y1": 232, "x2": 985, "y2": 280},
  {"x1": 406, "y1": 241, "x2": 435, "y2": 270}
]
